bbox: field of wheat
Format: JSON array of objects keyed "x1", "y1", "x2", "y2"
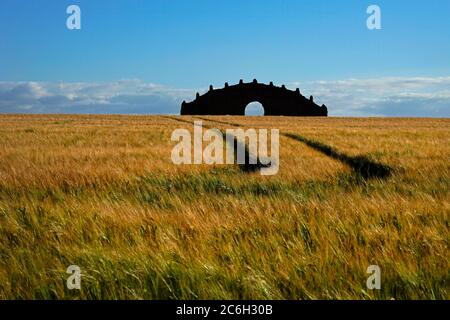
[{"x1": 0, "y1": 114, "x2": 448, "y2": 299}]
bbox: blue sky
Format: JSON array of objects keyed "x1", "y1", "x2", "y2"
[{"x1": 1, "y1": 0, "x2": 449, "y2": 116}]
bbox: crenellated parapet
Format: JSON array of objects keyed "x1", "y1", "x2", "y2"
[{"x1": 181, "y1": 80, "x2": 328, "y2": 116}]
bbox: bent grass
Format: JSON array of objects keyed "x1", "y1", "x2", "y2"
[{"x1": 0, "y1": 115, "x2": 448, "y2": 299}]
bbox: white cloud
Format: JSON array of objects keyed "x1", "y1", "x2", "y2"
[
  {"x1": 0, "y1": 77, "x2": 449, "y2": 116},
  {"x1": 0, "y1": 80, "x2": 197, "y2": 114},
  {"x1": 290, "y1": 76, "x2": 450, "y2": 117}
]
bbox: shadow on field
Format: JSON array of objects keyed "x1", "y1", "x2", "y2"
[
  {"x1": 192, "y1": 116, "x2": 273, "y2": 172},
  {"x1": 284, "y1": 133, "x2": 392, "y2": 179},
  {"x1": 225, "y1": 132, "x2": 271, "y2": 173},
  {"x1": 163, "y1": 116, "x2": 266, "y2": 173},
  {"x1": 194, "y1": 116, "x2": 240, "y2": 128},
  {"x1": 166, "y1": 116, "x2": 392, "y2": 179}
]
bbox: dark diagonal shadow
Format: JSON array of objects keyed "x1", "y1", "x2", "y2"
[
  {"x1": 163, "y1": 116, "x2": 266, "y2": 173},
  {"x1": 194, "y1": 117, "x2": 240, "y2": 128},
  {"x1": 222, "y1": 131, "x2": 269, "y2": 173},
  {"x1": 166, "y1": 116, "x2": 392, "y2": 179},
  {"x1": 284, "y1": 133, "x2": 392, "y2": 179}
]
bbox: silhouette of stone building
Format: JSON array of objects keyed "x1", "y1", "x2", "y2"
[{"x1": 181, "y1": 79, "x2": 327, "y2": 116}]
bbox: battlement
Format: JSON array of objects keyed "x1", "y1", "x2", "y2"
[{"x1": 181, "y1": 79, "x2": 327, "y2": 116}]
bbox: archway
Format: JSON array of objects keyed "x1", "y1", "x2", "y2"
[
  {"x1": 180, "y1": 80, "x2": 328, "y2": 116},
  {"x1": 245, "y1": 102, "x2": 265, "y2": 116}
]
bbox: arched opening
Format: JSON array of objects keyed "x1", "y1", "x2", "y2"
[{"x1": 245, "y1": 102, "x2": 265, "y2": 116}]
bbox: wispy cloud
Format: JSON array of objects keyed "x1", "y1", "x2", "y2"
[
  {"x1": 291, "y1": 76, "x2": 450, "y2": 117},
  {"x1": 0, "y1": 77, "x2": 449, "y2": 116},
  {"x1": 0, "y1": 80, "x2": 197, "y2": 114}
]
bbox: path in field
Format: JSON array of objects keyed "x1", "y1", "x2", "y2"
[
  {"x1": 190, "y1": 116, "x2": 392, "y2": 180},
  {"x1": 163, "y1": 116, "x2": 269, "y2": 172}
]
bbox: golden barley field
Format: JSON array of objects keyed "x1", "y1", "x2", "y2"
[{"x1": 0, "y1": 114, "x2": 448, "y2": 299}]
